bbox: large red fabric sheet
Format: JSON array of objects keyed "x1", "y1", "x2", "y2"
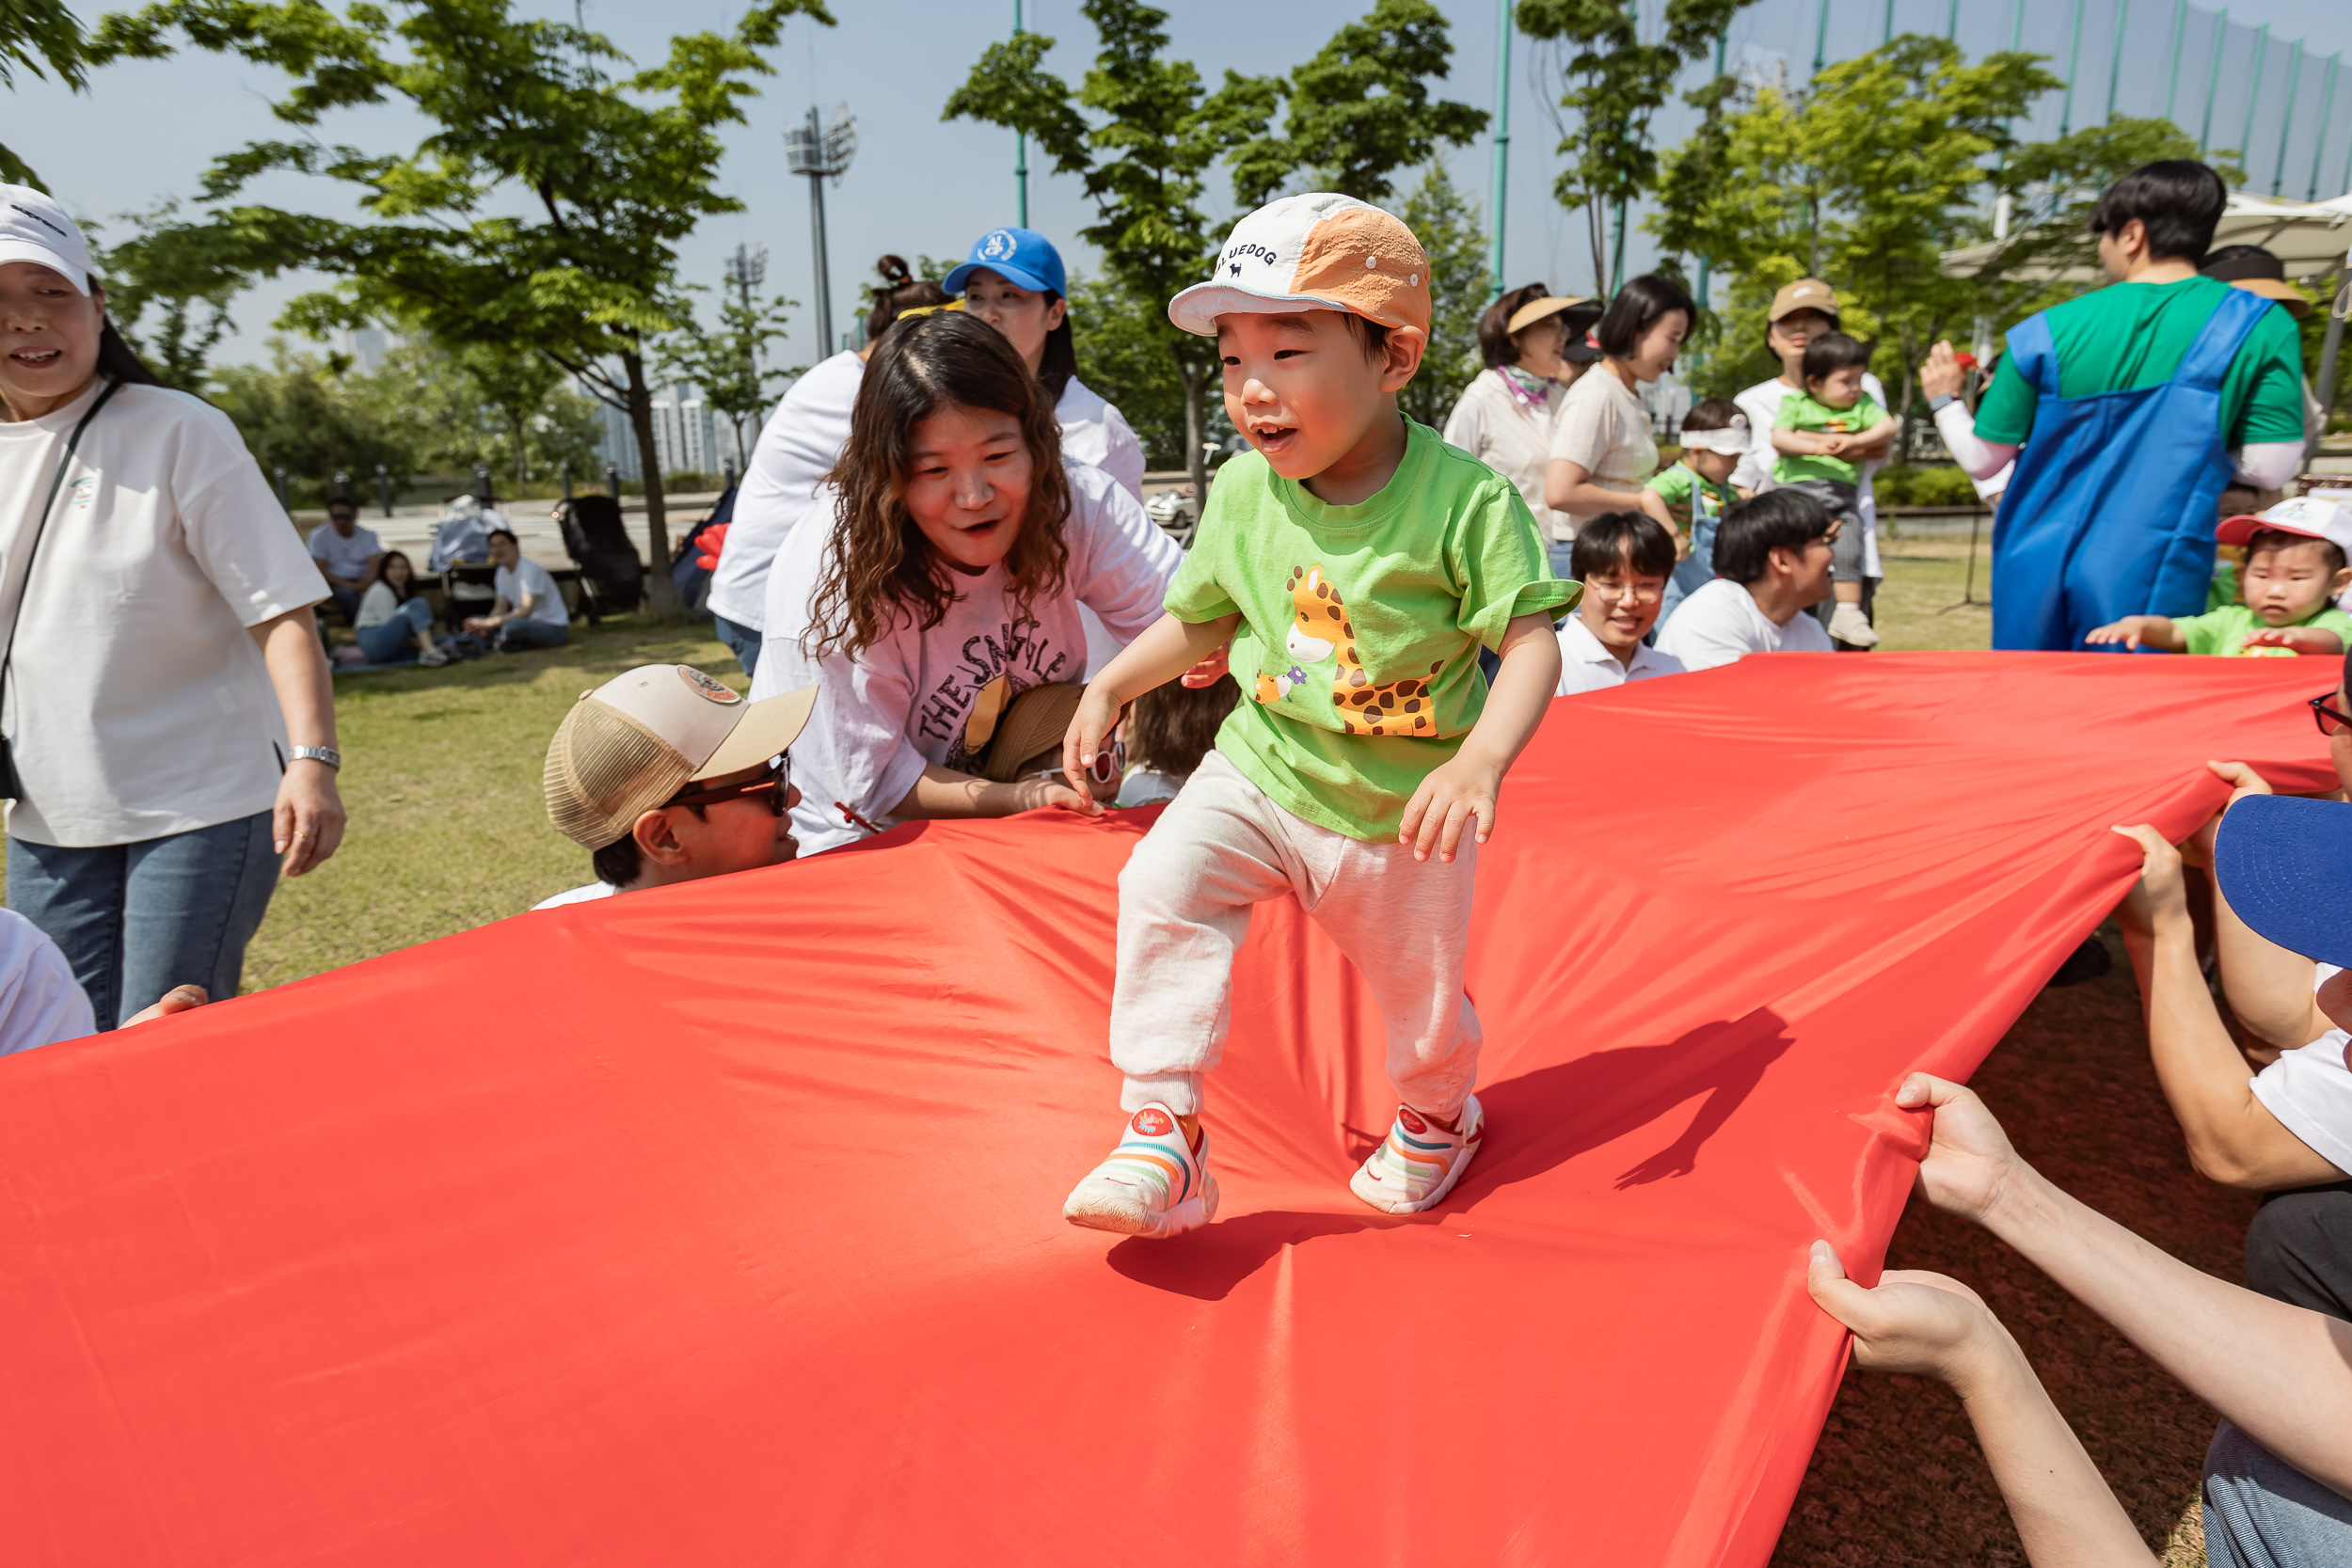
[{"x1": 0, "y1": 653, "x2": 2332, "y2": 1566}]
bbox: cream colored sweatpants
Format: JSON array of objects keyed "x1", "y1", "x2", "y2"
[{"x1": 1109, "y1": 750, "x2": 1484, "y2": 1119}]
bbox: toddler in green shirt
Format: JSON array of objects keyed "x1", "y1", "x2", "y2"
[
  {"x1": 2086, "y1": 498, "x2": 2352, "y2": 656},
  {"x1": 1771, "y1": 331, "x2": 1898, "y2": 647},
  {"x1": 1056, "y1": 193, "x2": 1570, "y2": 1241}
]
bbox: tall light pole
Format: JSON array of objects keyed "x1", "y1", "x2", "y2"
[
  {"x1": 1487, "y1": 0, "x2": 1512, "y2": 300},
  {"x1": 1013, "y1": 0, "x2": 1029, "y2": 226},
  {"x1": 786, "y1": 104, "x2": 857, "y2": 355}
]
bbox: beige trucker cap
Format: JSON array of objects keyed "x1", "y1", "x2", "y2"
[
  {"x1": 545, "y1": 664, "x2": 816, "y2": 848},
  {"x1": 1767, "y1": 277, "x2": 1841, "y2": 323},
  {"x1": 1169, "y1": 192, "x2": 1431, "y2": 338}
]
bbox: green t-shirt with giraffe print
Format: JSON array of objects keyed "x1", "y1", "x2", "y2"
[{"x1": 1165, "y1": 418, "x2": 1574, "y2": 840}]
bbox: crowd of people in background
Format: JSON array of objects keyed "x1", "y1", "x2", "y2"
[{"x1": 4, "y1": 148, "x2": 2351, "y2": 1560}]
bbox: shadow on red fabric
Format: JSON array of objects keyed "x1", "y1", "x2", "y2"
[{"x1": 0, "y1": 652, "x2": 2331, "y2": 1566}]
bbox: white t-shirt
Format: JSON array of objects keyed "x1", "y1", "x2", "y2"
[
  {"x1": 0, "y1": 907, "x2": 96, "y2": 1056},
  {"x1": 1057, "y1": 376, "x2": 1146, "y2": 501},
  {"x1": 355, "y1": 580, "x2": 405, "y2": 629},
  {"x1": 1729, "y1": 374, "x2": 1887, "y2": 578},
  {"x1": 753, "y1": 461, "x2": 1182, "y2": 856},
  {"x1": 495, "y1": 558, "x2": 568, "y2": 626},
  {"x1": 1654, "y1": 577, "x2": 1836, "y2": 673},
  {"x1": 706, "y1": 351, "x2": 866, "y2": 631},
  {"x1": 532, "y1": 880, "x2": 621, "y2": 911},
  {"x1": 1554, "y1": 612, "x2": 1687, "y2": 694},
  {"x1": 1547, "y1": 367, "x2": 1659, "y2": 543},
  {"x1": 307, "y1": 522, "x2": 382, "y2": 581},
  {"x1": 0, "y1": 380, "x2": 327, "y2": 847},
  {"x1": 2250, "y1": 963, "x2": 2352, "y2": 1176},
  {"x1": 1443, "y1": 368, "x2": 1571, "y2": 544}
]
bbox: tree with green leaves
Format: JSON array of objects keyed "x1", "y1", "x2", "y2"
[
  {"x1": 92, "y1": 0, "x2": 834, "y2": 616},
  {"x1": 1223, "y1": 0, "x2": 1486, "y2": 210},
  {"x1": 1, "y1": 0, "x2": 89, "y2": 187},
  {"x1": 653, "y1": 261, "x2": 797, "y2": 476},
  {"x1": 1519, "y1": 0, "x2": 1750, "y2": 295},
  {"x1": 209, "y1": 339, "x2": 417, "y2": 504},
  {"x1": 1400, "y1": 165, "x2": 1487, "y2": 431},
  {"x1": 365, "y1": 338, "x2": 603, "y2": 492},
  {"x1": 1647, "y1": 37, "x2": 2057, "y2": 436},
  {"x1": 84, "y1": 200, "x2": 250, "y2": 388}
]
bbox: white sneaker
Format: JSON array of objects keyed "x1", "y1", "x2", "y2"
[
  {"x1": 1062, "y1": 1104, "x2": 1219, "y2": 1239},
  {"x1": 1828, "y1": 602, "x2": 1879, "y2": 647},
  {"x1": 1349, "y1": 1096, "x2": 1485, "y2": 1213},
  {"x1": 419, "y1": 645, "x2": 453, "y2": 667}
]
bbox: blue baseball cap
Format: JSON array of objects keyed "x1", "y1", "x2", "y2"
[
  {"x1": 2214, "y1": 793, "x2": 2352, "y2": 967},
  {"x1": 944, "y1": 227, "x2": 1066, "y2": 298}
]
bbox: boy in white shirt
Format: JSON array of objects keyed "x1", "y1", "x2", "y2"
[
  {"x1": 1555, "y1": 511, "x2": 1686, "y2": 693},
  {"x1": 306, "y1": 497, "x2": 383, "y2": 620},
  {"x1": 465, "y1": 529, "x2": 572, "y2": 653},
  {"x1": 1654, "y1": 490, "x2": 1839, "y2": 672}
]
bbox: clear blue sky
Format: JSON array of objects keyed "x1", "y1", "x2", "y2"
[{"x1": 10, "y1": 0, "x2": 2350, "y2": 372}]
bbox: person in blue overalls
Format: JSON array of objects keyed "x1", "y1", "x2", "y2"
[{"x1": 1922, "y1": 161, "x2": 2309, "y2": 652}]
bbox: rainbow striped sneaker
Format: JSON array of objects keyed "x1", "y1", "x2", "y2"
[
  {"x1": 1349, "y1": 1096, "x2": 1485, "y2": 1213},
  {"x1": 1062, "y1": 1104, "x2": 1220, "y2": 1239}
]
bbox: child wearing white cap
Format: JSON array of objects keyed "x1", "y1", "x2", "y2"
[
  {"x1": 2085, "y1": 496, "x2": 2352, "y2": 657},
  {"x1": 1057, "y1": 193, "x2": 1571, "y2": 1238}
]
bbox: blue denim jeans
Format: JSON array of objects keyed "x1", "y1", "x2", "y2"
[
  {"x1": 356, "y1": 598, "x2": 434, "y2": 664},
  {"x1": 1659, "y1": 515, "x2": 1719, "y2": 626},
  {"x1": 8, "y1": 811, "x2": 279, "y2": 1028},
  {"x1": 2204, "y1": 1418, "x2": 2352, "y2": 1566},
  {"x1": 712, "y1": 612, "x2": 762, "y2": 677},
  {"x1": 495, "y1": 618, "x2": 570, "y2": 653}
]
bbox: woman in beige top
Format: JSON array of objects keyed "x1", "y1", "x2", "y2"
[
  {"x1": 1544, "y1": 275, "x2": 1695, "y2": 569},
  {"x1": 1441, "y1": 287, "x2": 1600, "y2": 571}
]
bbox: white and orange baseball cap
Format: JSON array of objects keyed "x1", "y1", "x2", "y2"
[
  {"x1": 2217, "y1": 495, "x2": 2352, "y2": 554},
  {"x1": 544, "y1": 663, "x2": 815, "y2": 848},
  {"x1": 1168, "y1": 192, "x2": 1430, "y2": 338}
]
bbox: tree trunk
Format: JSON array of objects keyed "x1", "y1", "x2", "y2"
[
  {"x1": 1895, "y1": 325, "x2": 1918, "y2": 467},
  {"x1": 512, "y1": 410, "x2": 528, "y2": 495},
  {"x1": 1177, "y1": 348, "x2": 1207, "y2": 520},
  {"x1": 623, "y1": 350, "x2": 683, "y2": 618}
]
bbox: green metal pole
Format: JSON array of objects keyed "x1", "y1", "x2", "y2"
[
  {"x1": 1946, "y1": 0, "x2": 1959, "y2": 42},
  {"x1": 1488, "y1": 0, "x2": 1513, "y2": 300},
  {"x1": 2239, "y1": 23, "x2": 2268, "y2": 166},
  {"x1": 1883, "y1": 0, "x2": 1895, "y2": 47},
  {"x1": 2163, "y1": 0, "x2": 2185, "y2": 123},
  {"x1": 2273, "y1": 40, "x2": 2302, "y2": 195},
  {"x1": 2311, "y1": 55, "x2": 2341, "y2": 201},
  {"x1": 1996, "y1": 0, "x2": 2025, "y2": 169},
  {"x1": 1813, "y1": 0, "x2": 1830, "y2": 77},
  {"x1": 2058, "y1": 0, "x2": 2086, "y2": 136},
  {"x1": 1694, "y1": 28, "x2": 1727, "y2": 315},
  {"x1": 2199, "y1": 8, "x2": 2227, "y2": 152},
  {"x1": 2105, "y1": 0, "x2": 2127, "y2": 122},
  {"x1": 1012, "y1": 0, "x2": 1028, "y2": 226}
]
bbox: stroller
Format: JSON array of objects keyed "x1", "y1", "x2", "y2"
[{"x1": 555, "y1": 494, "x2": 647, "y2": 623}]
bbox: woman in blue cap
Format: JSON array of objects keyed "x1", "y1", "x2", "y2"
[{"x1": 946, "y1": 228, "x2": 1146, "y2": 501}]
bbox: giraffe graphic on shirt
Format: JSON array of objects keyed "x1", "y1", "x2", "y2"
[{"x1": 1253, "y1": 564, "x2": 1440, "y2": 737}]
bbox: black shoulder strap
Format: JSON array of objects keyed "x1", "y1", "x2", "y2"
[{"x1": 4, "y1": 378, "x2": 127, "y2": 729}]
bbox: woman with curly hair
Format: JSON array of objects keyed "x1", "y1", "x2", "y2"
[{"x1": 750, "y1": 310, "x2": 1182, "y2": 856}]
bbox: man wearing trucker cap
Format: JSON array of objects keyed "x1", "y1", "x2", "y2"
[{"x1": 534, "y1": 664, "x2": 816, "y2": 910}]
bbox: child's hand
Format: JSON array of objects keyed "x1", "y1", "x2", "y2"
[
  {"x1": 1180, "y1": 641, "x2": 1232, "y2": 688},
  {"x1": 1399, "y1": 752, "x2": 1503, "y2": 863},
  {"x1": 1058, "y1": 682, "x2": 1122, "y2": 816},
  {"x1": 2242, "y1": 625, "x2": 2344, "y2": 655},
  {"x1": 2110, "y1": 823, "x2": 2190, "y2": 934},
  {"x1": 2083, "y1": 616, "x2": 2148, "y2": 649},
  {"x1": 1820, "y1": 434, "x2": 1851, "y2": 458}
]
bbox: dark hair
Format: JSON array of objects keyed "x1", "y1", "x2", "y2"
[
  {"x1": 84, "y1": 277, "x2": 169, "y2": 388},
  {"x1": 1569, "y1": 511, "x2": 1678, "y2": 580},
  {"x1": 368, "y1": 549, "x2": 419, "y2": 603},
  {"x1": 326, "y1": 495, "x2": 358, "y2": 515},
  {"x1": 1477, "y1": 283, "x2": 1552, "y2": 369},
  {"x1": 1595, "y1": 274, "x2": 1696, "y2": 360},
  {"x1": 1800, "y1": 331, "x2": 1872, "y2": 384},
  {"x1": 2088, "y1": 160, "x2": 2228, "y2": 265},
  {"x1": 590, "y1": 800, "x2": 709, "y2": 890},
  {"x1": 1715, "y1": 489, "x2": 1832, "y2": 585},
  {"x1": 805, "y1": 310, "x2": 1072, "y2": 661},
  {"x1": 1680, "y1": 396, "x2": 1743, "y2": 434},
  {"x1": 1037, "y1": 294, "x2": 1076, "y2": 405},
  {"x1": 2244, "y1": 527, "x2": 2350, "y2": 577},
  {"x1": 1339, "y1": 312, "x2": 1392, "y2": 361},
  {"x1": 1127, "y1": 674, "x2": 1241, "y2": 777},
  {"x1": 866, "y1": 255, "x2": 949, "y2": 347},
  {"x1": 486, "y1": 527, "x2": 518, "y2": 548}
]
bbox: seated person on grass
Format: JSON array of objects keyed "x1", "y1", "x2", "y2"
[
  {"x1": 1554, "y1": 510, "x2": 1686, "y2": 694},
  {"x1": 535, "y1": 665, "x2": 816, "y2": 910},
  {"x1": 2087, "y1": 496, "x2": 2352, "y2": 656},
  {"x1": 307, "y1": 497, "x2": 383, "y2": 623},
  {"x1": 465, "y1": 529, "x2": 573, "y2": 653},
  {"x1": 1653, "y1": 489, "x2": 1837, "y2": 673},
  {"x1": 350, "y1": 551, "x2": 450, "y2": 668}
]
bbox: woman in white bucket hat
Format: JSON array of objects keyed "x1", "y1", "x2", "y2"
[{"x1": 0, "y1": 183, "x2": 343, "y2": 1026}]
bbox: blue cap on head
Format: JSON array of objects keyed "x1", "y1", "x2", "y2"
[
  {"x1": 944, "y1": 227, "x2": 1066, "y2": 299},
  {"x1": 2214, "y1": 793, "x2": 2352, "y2": 968}
]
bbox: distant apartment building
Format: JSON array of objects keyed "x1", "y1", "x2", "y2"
[{"x1": 596, "y1": 383, "x2": 746, "y2": 481}]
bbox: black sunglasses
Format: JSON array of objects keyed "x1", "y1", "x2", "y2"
[
  {"x1": 665, "y1": 753, "x2": 790, "y2": 816},
  {"x1": 2310, "y1": 691, "x2": 2352, "y2": 738}
]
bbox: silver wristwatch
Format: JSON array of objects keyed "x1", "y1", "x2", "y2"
[{"x1": 290, "y1": 745, "x2": 342, "y2": 769}]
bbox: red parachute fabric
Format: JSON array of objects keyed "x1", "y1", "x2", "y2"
[{"x1": 0, "y1": 653, "x2": 2332, "y2": 1566}]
